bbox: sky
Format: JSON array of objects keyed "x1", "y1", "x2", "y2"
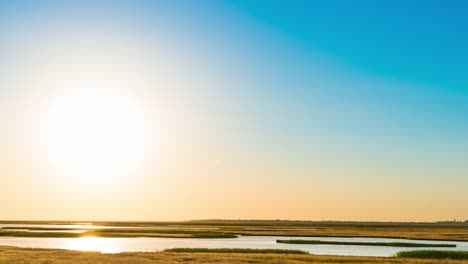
[{"x1": 0, "y1": 0, "x2": 468, "y2": 221}]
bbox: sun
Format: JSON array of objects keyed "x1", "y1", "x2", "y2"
[{"x1": 40, "y1": 88, "x2": 148, "y2": 183}]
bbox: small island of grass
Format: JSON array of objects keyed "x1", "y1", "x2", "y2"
[
  {"x1": 276, "y1": 239, "x2": 456, "y2": 248},
  {"x1": 163, "y1": 248, "x2": 308, "y2": 254},
  {"x1": 0, "y1": 229, "x2": 237, "y2": 239}
]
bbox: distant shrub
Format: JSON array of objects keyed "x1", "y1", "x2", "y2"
[{"x1": 396, "y1": 250, "x2": 468, "y2": 259}]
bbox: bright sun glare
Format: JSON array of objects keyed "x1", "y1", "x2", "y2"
[
  {"x1": 64, "y1": 236, "x2": 118, "y2": 253},
  {"x1": 40, "y1": 88, "x2": 148, "y2": 182}
]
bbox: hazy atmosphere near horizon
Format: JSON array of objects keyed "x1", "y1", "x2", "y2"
[{"x1": 1, "y1": 0, "x2": 468, "y2": 222}]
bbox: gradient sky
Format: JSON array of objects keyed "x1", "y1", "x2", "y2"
[{"x1": 1, "y1": 0, "x2": 468, "y2": 221}]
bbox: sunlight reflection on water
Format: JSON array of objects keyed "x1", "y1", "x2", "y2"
[
  {"x1": 0, "y1": 235, "x2": 467, "y2": 257},
  {"x1": 62, "y1": 237, "x2": 118, "y2": 253}
]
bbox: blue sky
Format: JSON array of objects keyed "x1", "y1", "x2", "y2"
[
  {"x1": 1, "y1": 0, "x2": 468, "y2": 220},
  {"x1": 228, "y1": 0, "x2": 468, "y2": 88}
]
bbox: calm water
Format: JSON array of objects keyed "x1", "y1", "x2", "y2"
[
  {"x1": 0, "y1": 234, "x2": 467, "y2": 257},
  {"x1": 0, "y1": 224, "x2": 466, "y2": 257}
]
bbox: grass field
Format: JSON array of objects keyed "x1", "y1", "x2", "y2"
[
  {"x1": 1, "y1": 246, "x2": 468, "y2": 264},
  {"x1": 2, "y1": 220, "x2": 468, "y2": 241},
  {"x1": 0, "y1": 229, "x2": 236, "y2": 239},
  {"x1": 1, "y1": 221, "x2": 468, "y2": 263}
]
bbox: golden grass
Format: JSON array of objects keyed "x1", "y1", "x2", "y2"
[
  {"x1": 219, "y1": 225, "x2": 468, "y2": 241},
  {"x1": 2, "y1": 221, "x2": 468, "y2": 241},
  {"x1": 0, "y1": 246, "x2": 468, "y2": 264},
  {"x1": 0, "y1": 230, "x2": 235, "y2": 239},
  {"x1": 276, "y1": 239, "x2": 456, "y2": 247},
  {"x1": 1, "y1": 220, "x2": 468, "y2": 264}
]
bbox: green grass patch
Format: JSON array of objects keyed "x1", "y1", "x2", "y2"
[
  {"x1": 277, "y1": 239, "x2": 456, "y2": 247},
  {"x1": 396, "y1": 250, "x2": 468, "y2": 259},
  {"x1": 0, "y1": 231, "x2": 82, "y2": 238},
  {"x1": 89, "y1": 231, "x2": 236, "y2": 238},
  {"x1": 163, "y1": 248, "x2": 308, "y2": 254},
  {"x1": 0, "y1": 230, "x2": 237, "y2": 239},
  {"x1": 1, "y1": 227, "x2": 79, "y2": 231}
]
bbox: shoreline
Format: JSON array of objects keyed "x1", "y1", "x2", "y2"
[{"x1": 0, "y1": 246, "x2": 467, "y2": 263}]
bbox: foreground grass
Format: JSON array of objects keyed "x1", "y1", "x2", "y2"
[
  {"x1": 397, "y1": 250, "x2": 468, "y2": 260},
  {"x1": 277, "y1": 239, "x2": 456, "y2": 247},
  {"x1": 164, "y1": 248, "x2": 307, "y2": 254},
  {"x1": 1, "y1": 246, "x2": 467, "y2": 264}
]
